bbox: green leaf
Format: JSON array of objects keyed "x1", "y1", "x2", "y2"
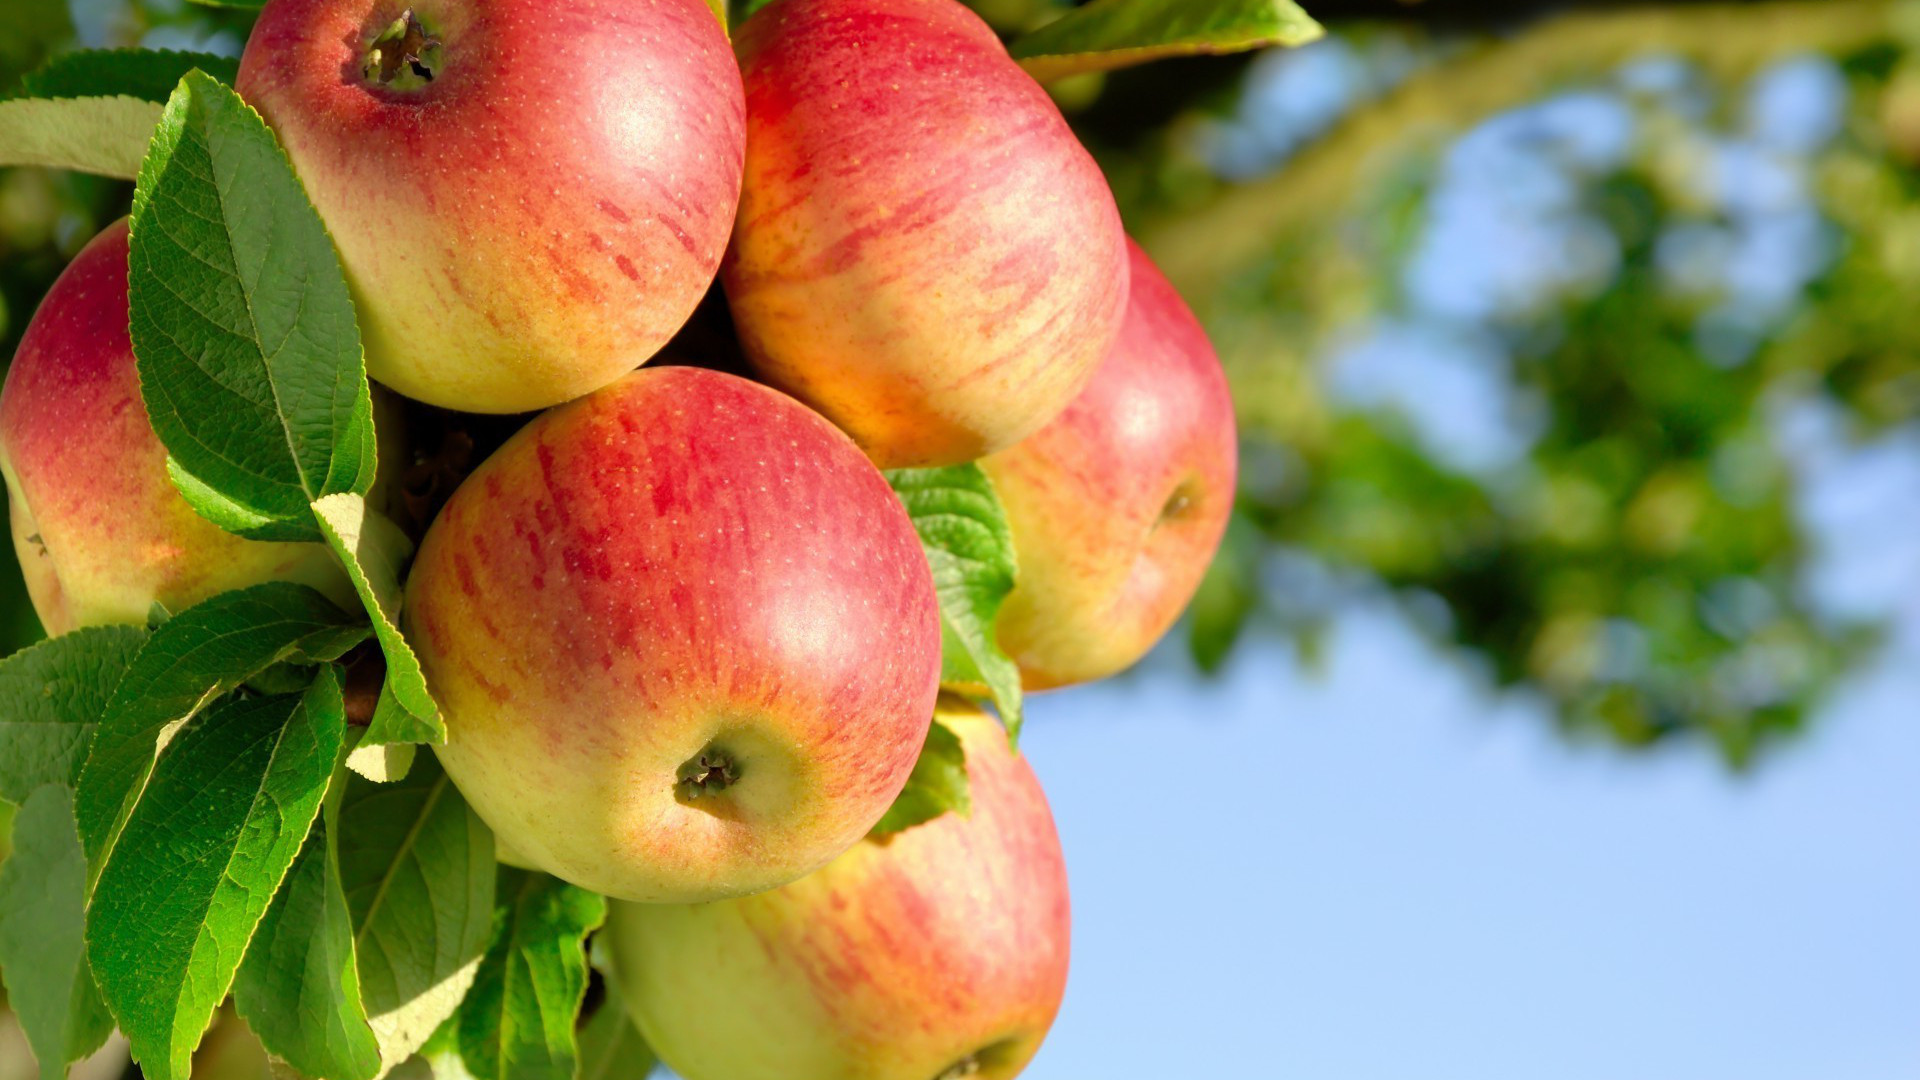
[
  {"x1": 359, "y1": 678, "x2": 439, "y2": 752},
  {"x1": 432, "y1": 871, "x2": 605, "y2": 1080},
  {"x1": 0, "y1": 786, "x2": 114, "y2": 1080},
  {"x1": 87, "y1": 670, "x2": 348, "y2": 1080},
  {"x1": 0, "y1": 48, "x2": 233, "y2": 176},
  {"x1": 15, "y1": 49, "x2": 239, "y2": 102},
  {"x1": 885, "y1": 465, "x2": 1025, "y2": 741},
  {"x1": 245, "y1": 660, "x2": 322, "y2": 697},
  {"x1": 340, "y1": 752, "x2": 495, "y2": 1072},
  {"x1": 0, "y1": 626, "x2": 148, "y2": 803},
  {"x1": 129, "y1": 70, "x2": 377, "y2": 543},
  {"x1": 345, "y1": 735, "x2": 417, "y2": 783},
  {"x1": 869, "y1": 714, "x2": 971, "y2": 837},
  {"x1": 0, "y1": 96, "x2": 161, "y2": 177},
  {"x1": 1009, "y1": 0, "x2": 1324, "y2": 83},
  {"x1": 575, "y1": 981, "x2": 655, "y2": 1080},
  {"x1": 73, "y1": 582, "x2": 368, "y2": 881},
  {"x1": 314, "y1": 493, "x2": 443, "y2": 744},
  {"x1": 185, "y1": 0, "x2": 266, "y2": 9},
  {"x1": 233, "y1": 787, "x2": 383, "y2": 1080}
]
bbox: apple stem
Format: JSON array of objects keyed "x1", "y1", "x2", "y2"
[
  {"x1": 363, "y1": 8, "x2": 442, "y2": 89},
  {"x1": 676, "y1": 747, "x2": 741, "y2": 800}
]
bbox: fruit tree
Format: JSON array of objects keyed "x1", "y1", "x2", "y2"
[{"x1": 0, "y1": 1, "x2": 1321, "y2": 1078}]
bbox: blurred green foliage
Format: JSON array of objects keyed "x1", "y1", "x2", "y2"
[
  {"x1": 3, "y1": 0, "x2": 1917, "y2": 766},
  {"x1": 1132, "y1": 2, "x2": 1915, "y2": 764}
]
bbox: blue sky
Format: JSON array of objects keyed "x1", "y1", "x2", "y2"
[{"x1": 1018, "y1": 600, "x2": 1919, "y2": 1079}]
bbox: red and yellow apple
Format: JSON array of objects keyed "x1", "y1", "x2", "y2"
[
  {"x1": 0, "y1": 219, "x2": 353, "y2": 635},
  {"x1": 236, "y1": 0, "x2": 745, "y2": 413},
  {"x1": 723, "y1": 0, "x2": 1129, "y2": 468},
  {"x1": 405, "y1": 366, "x2": 942, "y2": 902},
  {"x1": 981, "y1": 240, "x2": 1238, "y2": 689},
  {"x1": 606, "y1": 698, "x2": 1069, "y2": 1080}
]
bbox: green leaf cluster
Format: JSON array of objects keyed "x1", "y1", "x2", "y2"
[
  {"x1": 422, "y1": 871, "x2": 605, "y2": 1080},
  {"x1": 0, "y1": 630, "x2": 146, "y2": 1080},
  {"x1": 0, "y1": 584, "x2": 593, "y2": 1080},
  {"x1": 0, "y1": 49, "x2": 605, "y2": 1080}
]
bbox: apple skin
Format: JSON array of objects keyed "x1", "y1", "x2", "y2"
[
  {"x1": 0, "y1": 219, "x2": 355, "y2": 635},
  {"x1": 404, "y1": 366, "x2": 942, "y2": 903},
  {"x1": 723, "y1": 0, "x2": 1129, "y2": 468},
  {"x1": 606, "y1": 698, "x2": 1069, "y2": 1080},
  {"x1": 980, "y1": 240, "x2": 1238, "y2": 690},
  {"x1": 235, "y1": 0, "x2": 745, "y2": 414}
]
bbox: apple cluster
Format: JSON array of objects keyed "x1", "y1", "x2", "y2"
[{"x1": 0, "y1": 0, "x2": 1236, "y2": 1077}]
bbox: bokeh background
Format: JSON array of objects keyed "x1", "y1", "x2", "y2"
[{"x1": 1, "y1": 0, "x2": 1915, "y2": 1077}]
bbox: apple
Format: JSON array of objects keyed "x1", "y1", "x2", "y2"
[
  {"x1": 980, "y1": 239, "x2": 1238, "y2": 689},
  {"x1": 404, "y1": 366, "x2": 942, "y2": 902},
  {"x1": 605, "y1": 697, "x2": 1069, "y2": 1080},
  {"x1": 723, "y1": 0, "x2": 1129, "y2": 468},
  {"x1": 0, "y1": 219, "x2": 355, "y2": 635},
  {"x1": 235, "y1": 0, "x2": 745, "y2": 414}
]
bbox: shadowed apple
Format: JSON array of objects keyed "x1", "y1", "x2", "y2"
[
  {"x1": 405, "y1": 366, "x2": 942, "y2": 902},
  {"x1": 723, "y1": 0, "x2": 1129, "y2": 468},
  {"x1": 981, "y1": 240, "x2": 1238, "y2": 689},
  {"x1": 236, "y1": 0, "x2": 745, "y2": 413},
  {"x1": 0, "y1": 219, "x2": 355, "y2": 635},
  {"x1": 606, "y1": 698, "x2": 1069, "y2": 1080}
]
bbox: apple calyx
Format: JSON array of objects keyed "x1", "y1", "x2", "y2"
[
  {"x1": 934, "y1": 1054, "x2": 984, "y2": 1080},
  {"x1": 934, "y1": 1036, "x2": 1018, "y2": 1079},
  {"x1": 362, "y1": 8, "x2": 441, "y2": 90},
  {"x1": 1158, "y1": 480, "x2": 1197, "y2": 524},
  {"x1": 676, "y1": 746, "x2": 742, "y2": 800}
]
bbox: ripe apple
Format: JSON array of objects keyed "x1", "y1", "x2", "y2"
[
  {"x1": 605, "y1": 697, "x2": 1069, "y2": 1080},
  {"x1": 235, "y1": 0, "x2": 745, "y2": 414},
  {"x1": 980, "y1": 240, "x2": 1238, "y2": 689},
  {"x1": 0, "y1": 219, "x2": 354, "y2": 635},
  {"x1": 404, "y1": 366, "x2": 942, "y2": 902},
  {"x1": 723, "y1": 0, "x2": 1129, "y2": 468}
]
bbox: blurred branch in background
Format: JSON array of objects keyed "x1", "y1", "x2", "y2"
[
  {"x1": 4, "y1": 0, "x2": 1920, "y2": 775},
  {"x1": 1124, "y1": 0, "x2": 1920, "y2": 764},
  {"x1": 1137, "y1": 1, "x2": 1891, "y2": 289}
]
